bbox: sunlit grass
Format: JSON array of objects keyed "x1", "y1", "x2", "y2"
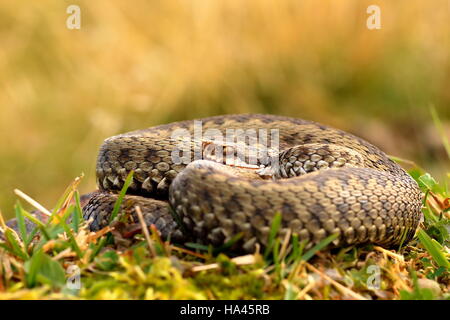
[{"x1": 0, "y1": 160, "x2": 448, "y2": 299}]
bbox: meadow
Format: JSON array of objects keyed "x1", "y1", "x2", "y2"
[{"x1": 0, "y1": 0, "x2": 448, "y2": 300}]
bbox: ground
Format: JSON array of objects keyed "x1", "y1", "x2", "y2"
[{"x1": 0, "y1": 157, "x2": 448, "y2": 300}]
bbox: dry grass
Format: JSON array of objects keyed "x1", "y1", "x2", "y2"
[{"x1": 0, "y1": 164, "x2": 448, "y2": 300}]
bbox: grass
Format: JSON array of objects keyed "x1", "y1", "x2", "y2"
[
  {"x1": 0, "y1": 108, "x2": 449, "y2": 300},
  {"x1": 0, "y1": 161, "x2": 448, "y2": 300}
]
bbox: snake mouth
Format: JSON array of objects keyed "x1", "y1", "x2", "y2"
[{"x1": 200, "y1": 139, "x2": 278, "y2": 167}]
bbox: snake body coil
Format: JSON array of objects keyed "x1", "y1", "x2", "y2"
[{"x1": 83, "y1": 114, "x2": 423, "y2": 251}]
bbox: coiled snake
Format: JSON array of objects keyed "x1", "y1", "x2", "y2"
[{"x1": 83, "y1": 114, "x2": 423, "y2": 251}]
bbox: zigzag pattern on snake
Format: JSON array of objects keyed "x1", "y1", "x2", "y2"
[{"x1": 83, "y1": 114, "x2": 423, "y2": 252}]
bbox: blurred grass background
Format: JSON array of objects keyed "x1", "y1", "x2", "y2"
[{"x1": 0, "y1": 0, "x2": 449, "y2": 218}]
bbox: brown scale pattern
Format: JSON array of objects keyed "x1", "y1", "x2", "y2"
[
  {"x1": 84, "y1": 114, "x2": 423, "y2": 251},
  {"x1": 83, "y1": 192, "x2": 184, "y2": 242}
]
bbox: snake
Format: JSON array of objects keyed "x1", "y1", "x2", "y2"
[{"x1": 82, "y1": 114, "x2": 423, "y2": 252}]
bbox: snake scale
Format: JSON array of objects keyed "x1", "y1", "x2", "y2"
[{"x1": 82, "y1": 114, "x2": 423, "y2": 252}]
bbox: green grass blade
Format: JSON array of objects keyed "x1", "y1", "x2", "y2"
[
  {"x1": 213, "y1": 232, "x2": 244, "y2": 255},
  {"x1": 72, "y1": 190, "x2": 83, "y2": 233},
  {"x1": 430, "y1": 105, "x2": 450, "y2": 159},
  {"x1": 14, "y1": 202, "x2": 29, "y2": 244},
  {"x1": 54, "y1": 205, "x2": 83, "y2": 258},
  {"x1": 90, "y1": 236, "x2": 108, "y2": 262},
  {"x1": 185, "y1": 242, "x2": 210, "y2": 252},
  {"x1": 109, "y1": 171, "x2": 134, "y2": 223},
  {"x1": 20, "y1": 209, "x2": 51, "y2": 241},
  {"x1": 417, "y1": 229, "x2": 450, "y2": 269},
  {"x1": 301, "y1": 233, "x2": 339, "y2": 262},
  {"x1": 25, "y1": 249, "x2": 66, "y2": 288},
  {"x1": 24, "y1": 226, "x2": 39, "y2": 248},
  {"x1": 272, "y1": 238, "x2": 281, "y2": 276},
  {"x1": 264, "y1": 212, "x2": 282, "y2": 258},
  {"x1": 3, "y1": 229, "x2": 29, "y2": 260},
  {"x1": 419, "y1": 173, "x2": 444, "y2": 195}
]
